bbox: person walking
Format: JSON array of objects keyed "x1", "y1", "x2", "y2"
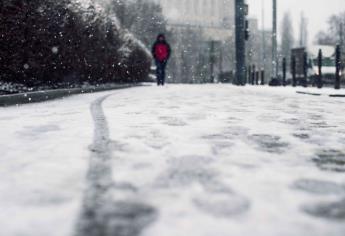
[{"x1": 152, "y1": 34, "x2": 171, "y2": 86}]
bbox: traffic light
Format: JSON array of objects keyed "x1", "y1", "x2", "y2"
[
  {"x1": 244, "y1": 4, "x2": 249, "y2": 16},
  {"x1": 245, "y1": 20, "x2": 250, "y2": 40}
]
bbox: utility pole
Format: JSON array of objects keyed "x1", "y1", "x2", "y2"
[
  {"x1": 272, "y1": 0, "x2": 278, "y2": 81},
  {"x1": 209, "y1": 41, "x2": 215, "y2": 83},
  {"x1": 235, "y1": 0, "x2": 246, "y2": 85},
  {"x1": 269, "y1": 0, "x2": 279, "y2": 86},
  {"x1": 261, "y1": 0, "x2": 266, "y2": 73},
  {"x1": 340, "y1": 22, "x2": 344, "y2": 70}
]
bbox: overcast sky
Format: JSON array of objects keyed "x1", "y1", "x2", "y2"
[{"x1": 246, "y1": 0, "x2": 345, "y2": 46}]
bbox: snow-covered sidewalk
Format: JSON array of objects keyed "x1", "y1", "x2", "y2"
[
  {"x1": 295, "y1": 86, "x2": 345, "y2": 97},
  {"x1": 0, "y1": 85, "x2": 345, "y2": 236}
]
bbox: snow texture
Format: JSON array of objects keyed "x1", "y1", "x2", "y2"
[{"x1": 0, "y1": 85, "x2": 345, "y2": 236}]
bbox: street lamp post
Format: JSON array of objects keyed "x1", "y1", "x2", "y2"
[
  {"x1": 209, "y1": 41, "x2": 216, "y2": 83},
  {"x1": 272, "y1": 0, "x2": 278, "y2": 77},
  {"x1": 235, "y1": 0, "x2": 246, "y2": 85},
  {"x1": 269, "y1": 0, "x2": 279, "y2": 86},
  {"x1": 261, "y1": 0, "x2": 266, "y2": 77}
]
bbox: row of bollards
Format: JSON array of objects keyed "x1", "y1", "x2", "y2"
[
  {"x1": 286, "y1": 45, "x2": 341, "y2": 89},
  {"x1": 247, "y1": 65, "x2": 265, "y2": 86},
  {"x1": 246, "y1": 45, "x2": 342, "y2": 89}
]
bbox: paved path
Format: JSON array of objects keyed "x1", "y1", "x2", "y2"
[{"x1": 0, "y1": 85, "x2": 345, "y2": 236}]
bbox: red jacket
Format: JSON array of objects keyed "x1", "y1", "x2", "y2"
[{"x1": 152, "y1": 40, "x2": 171, "y2": 62}]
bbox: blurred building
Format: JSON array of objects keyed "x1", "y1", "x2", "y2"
[
  {"x1": 152, "y1": 0, "x2": 235, "y2": 83},
  {"x1": 247, "y1": 18, "x2": 260, "y2": 67},
  {"x1": 152, "y1": 0, "x2": 234, "y2": 41}
]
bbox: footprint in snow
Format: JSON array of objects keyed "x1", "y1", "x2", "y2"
[
  {"x1": 154, "y1": 155, "x2": 251, "y2": 217},
  {"x1": 293, "y1": 133, "x2": 311, "y2": 140},
  {"x1": 313, "y1": 149, "x2": 345, "y2": 172},
  {"x1": 163, "y1": 118, "x2": 187, "y2": 127},
  {"x1": 293, "y1": 179, "x2": 345, "y2": 195},
  {"x1": 302, "y1": 198, "x2": 345, "y2": 220},
  {"x1": 248, "y1": 134, "x2": 289, "y2": 154}
]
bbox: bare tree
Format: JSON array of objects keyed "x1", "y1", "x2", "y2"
[
  {"x1": 315, "y1": 31, "x2": 336, "y2": 45},
  {"x1": 315, "y1": 11, "x2": 345, "y2": 67},
  {"x1": 299, "y1": 12, "x2": 308, "y2": 48}
]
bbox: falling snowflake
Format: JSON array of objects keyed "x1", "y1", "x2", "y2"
[{"x1": 52, "y1": 47, "x2": 59, "y2": 54}]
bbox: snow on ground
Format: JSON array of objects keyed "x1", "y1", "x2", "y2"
[
  {"x1": 0, "y1": 84, "x2": 345, "y2": 236},
  {"x1": 0, "y1": 91, "x2": 115, "y2": 236}
]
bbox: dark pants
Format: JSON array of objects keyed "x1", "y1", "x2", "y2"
[{"x1": 156, "y1": 61, "x2": 167, "y2": 86}]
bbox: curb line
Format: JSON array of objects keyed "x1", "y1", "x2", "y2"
[
  {"x1": 296, "y1": 91, "x2": 322, "y2": 96},
  {"x1": 329, "y1": 94, "x2": 345, "y2": 97},
  {"x1": 296, "y1": 91, "x2": 345, "y2": 98},
  {"x1": 0, "y1": 84, "x2": 143, "y2": 107}
]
